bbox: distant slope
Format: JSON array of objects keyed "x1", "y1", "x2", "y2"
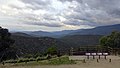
[
  {"x1": 60, "y1": 35, "x2": 102, "y2": 47},
  {"x1": 21, "y1": 24, "x2": 120, "y2": 38},
  {"x1": 11, "y1": 33, "x2": 102, "y2": 56},
  {"x1": 12, "y1": 32, "x2": 32, "y2": 37},
  {"x1": 52, "y1": 30, "x2": 77, "y2": 35},
  {"x1": 11, "y1": 34, "x2": 69, "y2": 56},
  {"x1": 23, "y1": 30, "x2": 77, "y2": 38},
  {"x1": 26, "y1": 31, "x2": 54, "y2": 37},
  {"x1": 70, "y1": 24, "x2": 120, "y2": 35}
]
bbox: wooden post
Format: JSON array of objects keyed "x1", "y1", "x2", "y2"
[
  {"x1": 92, "y1": 53, "x2": 96, "y2": 59},
  {"x1": 109, "y1": 59, "x2": 111, "y2": 62},
  {"x1": 99, "y1": 55, "x2": 101, "y2": 59},
  {"x1": 97, "y1": 59, "x2": 99, "y2": 63},
  {"x1": 87, "y1": 55, "x2": 89, "y2": 59},
  {"x1": 93, "y1": 55, "x2": 95, "y2": 59},
  {"x1": 103, "y1": 53, "x2": 108, "y2": 59},
  {"x1": 97, "y1": 53, "x2": 102, "y2": 59},
  {"x1": 105, "y1": 55, "x2": 107, "y2": 59},
  {"x1": 86, "y1": 53, "x2": 90, "y2": 59},
  {"x1": 83, "y1": 59, "x2": 86, "y2": 63}
]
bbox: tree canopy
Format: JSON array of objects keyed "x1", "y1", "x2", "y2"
[
  {"x1": 46, "y1": 45, "x2": 57, "y2": 55},
  {"x1": 0, "y1": 27, "x2": 15, "y2": 61},
  {"x1": 100, "y1": 31, "x2": 120, "y2": 48}
]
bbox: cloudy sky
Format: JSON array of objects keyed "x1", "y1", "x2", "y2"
[{"x1": 0, "y1": 0, "x2": 120, "y2": 32}]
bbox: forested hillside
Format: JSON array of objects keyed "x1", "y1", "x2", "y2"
[
  {"x1": 11, "y1": 33, "x2": 102, "y2": 57},
  {"x1": 60, "y1": 35, "x2": 102, "y2": 47},
  {"x1": 11, "y1": 35, "x2": 69, "y2": 57}
]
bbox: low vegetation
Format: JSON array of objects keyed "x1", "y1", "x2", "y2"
[
  {"x1": 3, "y1": 56, "x2": 75, "y2": 66},
  {"x1": 44, "y1": 56, "x2": 76, "y2": 65}
]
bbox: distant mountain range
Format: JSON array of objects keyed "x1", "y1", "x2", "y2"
[
  {"x1": 71, "y1": 24, "x2": 120, "y2": 35},
  {"x1": 13, "y1": 24, "x2": 120, "y2": 38},
  {"x1": 9, "y1": 24, "x2": 120, "y2": 57},
  {"x1": 21, "y1": 30, "x2": 76, "y2": 38}
]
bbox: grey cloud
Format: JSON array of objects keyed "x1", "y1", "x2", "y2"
[
  {"x1": 21, "y1": 13, "x2": 64, "y2": 27},
  {"x1": 59, "y1": 0, "x2": 83, "y2": 3},
  {"x1": 81, "y1": 0, "x2": 120, "y2": 17},
  {"x1": 20, "y1": 0, "x2": 51, "y2": 10},
  {"x1": 108, "y1": 9, "x2": 120, "y2": 18},
  {"x1": 64, "y1": 19, "x2": 84, "y2": 26},
  {"x1": 1, "y1": 0, "x2": 120, "y2": 29},
  {"x1": 20, "y1": 0, "x2": 51, "y2": 5},
  {"x1": 33, "y1": 22, "x2": 63, "y2": 27},
  {"x1": 19, "y1": 0, "x2": 120, "y2": 27},
  {"x1": 25, "y1": 21, "x2": 63, "y2": 27},
  {"x1": 59, "y1": 0, "x2": 120, "y2": 26}
]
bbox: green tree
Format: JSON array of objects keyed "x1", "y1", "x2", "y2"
[
  {"x1": 100, "y1": 31, "x2": 120, "y2": 55},
  {"x1": 46, "y1": 45, "x2": 57, "y2": 55},
  {"x1": 0, "y1": 27, "x2": 15, "y2": 61},
  {"x1": 100, "y1": 31, "x2": 120, "y2": 48}
]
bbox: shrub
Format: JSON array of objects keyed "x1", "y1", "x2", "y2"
[
  {"x1": 36, "y1": 57, "x2": 46, "y2": 62},
  {"x1": 17, "y1": 58, "x2": 29, "y2": 63},
  {"x1": 48, "y1": 56, "x2": 76, "y2": 65},
  {"x1": 29, "y1": 58, "x2": 36, "y2": 61},
  {"x1": 4, "y1": 59, "x2": 17, "y2": 63},
  {"x1": 46, "y1": 46, "x2": 57, "y2": 55}
]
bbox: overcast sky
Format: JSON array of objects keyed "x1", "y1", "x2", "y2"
[{"x1": 0, "y1": 0, "x2": 120, "y2": 32}]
